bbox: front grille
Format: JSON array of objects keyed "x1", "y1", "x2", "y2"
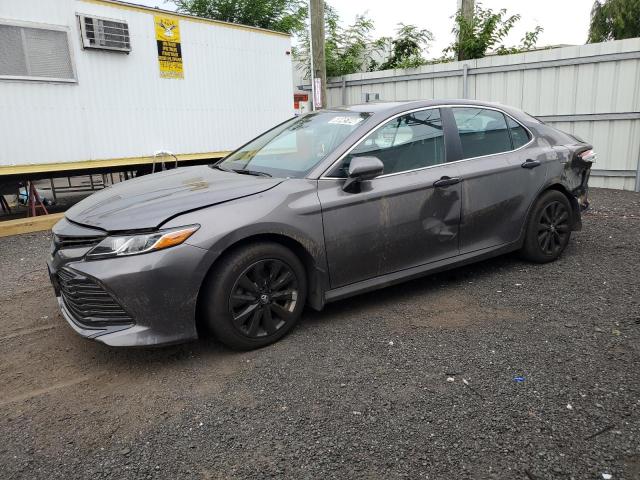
[
  {"x1": 53, "y1": 234, "x2": 103, "y2": 249},
  {"x1": 57, "y1": 268, "x2": 133, "y2": 327},
  {"x1": 52, "y1": 234, "x2": 104, "y2": 255}
]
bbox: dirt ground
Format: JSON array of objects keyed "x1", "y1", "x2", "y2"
[{"x1": 0, "y1": 187, "x2": 638, "y2": 479}]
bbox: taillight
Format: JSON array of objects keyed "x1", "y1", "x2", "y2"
[{"x1": 579, "y1": 149, "x2": 596, "y2": 163}]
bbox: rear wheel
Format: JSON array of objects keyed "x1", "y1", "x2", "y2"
[
  {"x1": 202, "y1": 242, "x2": 307, "y2": 350},
  {"x1": 520, "y1": 190, "x2": 572, "y2": 263}
]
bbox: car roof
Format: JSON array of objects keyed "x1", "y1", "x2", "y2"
[
  {"x1": 329, "y1": 101, "x2": 419, "y2": 113},
  {"x1": 327, "y1": 99, "x2": 534, "y2": 125},
  {"x1": 331, "y1": 99, "x2": 507, "y2": 113}
]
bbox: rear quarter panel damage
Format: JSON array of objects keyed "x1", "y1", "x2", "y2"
[{"x1": 529, "y1": 122, "x2": 594, "y2": 230}]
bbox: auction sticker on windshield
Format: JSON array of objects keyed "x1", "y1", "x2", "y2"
[{"x1": 328, "y1": 116, "x2": 364, "y2": 125}]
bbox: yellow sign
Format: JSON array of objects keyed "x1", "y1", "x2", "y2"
[{"x1": 154, "y1": 16, "x2": 183, "y2": 79}]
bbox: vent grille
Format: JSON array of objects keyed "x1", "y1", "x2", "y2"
[
  {"x1": 57, "y1": 268, "x2": 133, "y2": 327},
  {"x1": 52, "y1": 233, "x2": 104, "y2": 255},
  {"x1": 78, "y1": 15, "x2": 131, "y2": 53},
  {"x1": 0, "y1": 23, "x2": 74, "y2": 81}
]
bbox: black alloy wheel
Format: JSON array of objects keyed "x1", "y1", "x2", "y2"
[
  {"x1": 203, "y1": 242, "x2": 307, "y2": 350},
  {"x1": 537, "y1": 200, "x2": 571, "y2": 256},
  {"x1": 229, "y1": 259, "x2": 299, "y2": 338},
  {"x1": 520, "y1": 189, "x2": 573, "y2": 263}
]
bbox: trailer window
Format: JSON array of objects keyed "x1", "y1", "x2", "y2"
[
  {"x1": 219, "y1": 111, "x2": 371, "y2": 178},
  {"x1": 0, "y1": 22, "x2": 75, "y2": 82}
]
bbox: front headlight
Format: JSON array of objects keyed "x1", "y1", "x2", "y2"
[{"x1": 86, "y1": 225, "x2": 199, "y2": 259}]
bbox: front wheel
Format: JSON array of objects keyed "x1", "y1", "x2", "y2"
[
  {"x1": 202, "y1": 242, "x2": 307, "y2": 350},
  {"x1": 520, "y1": 190, "x2": 573, "y2": 263}
]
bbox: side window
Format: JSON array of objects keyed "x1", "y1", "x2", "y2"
[
  {"x1": 330, "y1": 108, "x2": 445, "y2": 177},
  {"x1": 452, "y1": 108, "x2": 512, "y2": 159},
  {"x1": 0, "y1": 23, "x2": 75, "y2": 82},
  {"x1": 506, "y1": 116, "x2": 530, "y2": 149}
]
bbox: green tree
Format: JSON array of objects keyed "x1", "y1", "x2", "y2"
[
  {"x1": 325, "y1": 12, "x2": 376, "y2": 77},
  {"x1": 294, "y1": 14, "x2": 435, "y2": 78},
  {"x1": 376, "y1": 24, "x2": 434, "y2": 70},
  {"x1": 495, "y1": 25, "x2": 544, "y2": 55},
  {"x1": 172, "y1": 0, "x2": 307, "y2": 34},
  {"x1": 444, "y1": 4, "x2": 543, "y2": 60},
  {"x1": 294, "y1": 6, "x2": 379, "y2": 78},
  {"x1": 588, "y1": 0, "x2": 640, "y2": 42}
]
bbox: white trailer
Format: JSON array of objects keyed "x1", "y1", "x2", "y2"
[{"x1": 0, "y1": 0, "x2": 294, "y2": 176}]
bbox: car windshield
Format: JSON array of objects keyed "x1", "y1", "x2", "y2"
[{"x1": 217, "y1": 111, "x2": 371, "y2": 178}]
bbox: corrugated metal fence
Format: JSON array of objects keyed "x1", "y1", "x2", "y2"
[{"x1": 307, "y1": 38, "x2": 640, "y2": 191}]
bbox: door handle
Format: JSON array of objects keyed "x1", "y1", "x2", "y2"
[
  {"x1": 433, "y1": 176, "x2": 462, "y2": 187},
  {"x1": 521, "y1": 159, "x2": 541, "y2": 169}
]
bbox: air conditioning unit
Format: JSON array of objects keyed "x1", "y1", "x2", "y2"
[{"x1": 78, "y1": 14, "x2": 131, "y2": 53}]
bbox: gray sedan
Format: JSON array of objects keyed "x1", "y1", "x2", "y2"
[{"x1": 48, "y1": 100, "x2": 594, "y2": 349}]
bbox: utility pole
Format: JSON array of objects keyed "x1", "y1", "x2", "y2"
[
  {"x1": 309, "y1": 0, "x2": 326, "y2": 109},
  {"x1": 457, "y1": 0, "x2": 474, "y2": 61}
]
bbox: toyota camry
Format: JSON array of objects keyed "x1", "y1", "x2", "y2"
[{"x1": 48, "y1": 100, "x2": 594, "y2": 349}]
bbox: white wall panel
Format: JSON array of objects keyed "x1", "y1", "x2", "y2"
[{"x1": 0, "y1": 0, "x2": 293, "y2": 167}]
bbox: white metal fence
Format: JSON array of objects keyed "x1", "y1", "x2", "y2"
[{"x1": 300, "y1": 38, "x2": 640, "y2": 191}]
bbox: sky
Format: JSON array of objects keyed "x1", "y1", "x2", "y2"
[{"x1": 135, "y1": 0, "x2": 595, "y2": 57}]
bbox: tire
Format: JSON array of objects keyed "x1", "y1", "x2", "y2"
[
  {"x1": 520, "y1": 190, "x2": 573, "y2": 263},
  {"x1": 202, "y1": 242, "x2": 307, "y2": 350}
]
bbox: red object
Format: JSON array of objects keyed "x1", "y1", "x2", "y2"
[
  {"x1": 27, "y1": 181, "x2": 48, "y2": 217},
  {"x1": 294, "y1": 93, "x2": 308, "y2": 110}
]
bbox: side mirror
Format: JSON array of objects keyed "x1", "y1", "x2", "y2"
[{"x1": 342, "y1": 156, "x2": 384, "y2": 192}]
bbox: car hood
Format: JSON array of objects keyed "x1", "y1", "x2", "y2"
[{"x1": 65, "y1": 166, "x2": 283, "y2": 231}]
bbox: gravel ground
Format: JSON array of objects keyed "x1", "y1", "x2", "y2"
[{"x1": 0, "y1": 187, "x2": 638, "y2": 480}]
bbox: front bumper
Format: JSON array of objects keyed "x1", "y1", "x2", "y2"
[{"x1": 48, "y1": 239, "x2": 211, "y2": 347}]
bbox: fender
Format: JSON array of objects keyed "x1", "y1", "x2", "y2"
[
  {"x1": 517, "y1": 177, "x2": 583, "y2": 248},
  {"x1": 192, "y1": 222, "x2": 330, "y2": 311}
]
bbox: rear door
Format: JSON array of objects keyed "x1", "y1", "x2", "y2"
[
  {"x1": 448, "y1": 107, "x2": 548, "y2": 253},
  {"x1": 318, "y1": 108, "x2": 462, "y2": 288}
]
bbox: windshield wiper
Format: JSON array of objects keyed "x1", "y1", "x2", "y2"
[
  {"x1": 211, "y1": 164, "x2": 231, "y2": 172},
  {"x1": 231, "y1": 168, "x2": 272, "y2": 177}
]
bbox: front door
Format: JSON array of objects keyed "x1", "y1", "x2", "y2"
[{"x1": 317, "y1": 108, "x2": 462, "y2": 288}]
